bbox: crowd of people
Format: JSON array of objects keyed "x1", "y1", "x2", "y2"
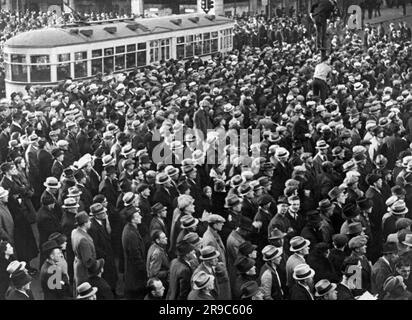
[{"x1": 0, "y1": 3, "x2": 411, "y2": 301}]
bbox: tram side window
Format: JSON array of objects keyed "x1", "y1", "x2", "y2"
[
  {"x1": 177, "y1": 37, "x2": 185, "y2": 60},
  {"x1": 137, "y1": 43, "x2": 146, "y2": 67},
  {"x1": 30, "y1": 55, "x2": 50, "y2": 82},
  {"x1": 115, "y1": 45, "x2": 125, "y2": 71},
  {"x1": 104, "y1": 47, "x2": 114, "y2": 74},
  {"x1": 57, "y1": 53, "x2": 71, "y2": 81},
  {"x1": 220, "y1": 29, "x2": 233, "y2": 50},
  {"x1": 10, "y1": 54, "x2": 28, "y2": 82},
  {"x1": 149, "y1": 39, "x2": 169, "y2": 63},
  {"x1": 91, "y1": 49, "x2": 103, "y2": 76},
  {"x1": 74, "y1": 51, "x2": 87, "y2": 79},
  {"x1": 126, "y1": 44, "x2": 136, "y2": 69},
  {"x1": 211, "y1": 31, "x2": 219, "y2": 52}
]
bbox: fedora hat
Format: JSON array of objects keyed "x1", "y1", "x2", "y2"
[
  {"x1": 318, "y1": 199, "x2": 333, "y2": 211},
  {"x1": 207, "y1": 214, "x2": 226, "y2": 224},
  {"x1": 315, "y1": 140, "x2": 329, "y2": 149},
  {"x1": 10, "y1": 270, "x2": 32, "y2": 288},
  {"x1": 67, "y1": 186, "x2": 82, "y2": 197},
  {"x1": 180, "y1": 215, "x2": 199, "y2": 229},
  {"x1": 164, "y1": 165, "x2": 179, "y2": 177},
  {"x1": 235, "y1": 256, "x2": 255, "y2": 273},
  {"x1": 240, "y1": 281, "x2": 261, "y2": 299},
  {"x1": 192, "y1": 271, "x2": 214, "y2": 290},
  {"x1": 346, "y1": 222, "x2": 363, "y2": 236},
  {"x1": 156, "y1": 172, "x2": 171, "y2": 185},
  {"x1": 402, "y1": 234, "x2": 412, "y2": 247},
  {"x1": 48, "y1": 232, "x2": 67, "y2": 246},
  {"x1": 120, "y1": 144, "x2": 135, "y2": 157},
  {"x1": 343, "y1": 202, "x2": 361, "y2": 220},
  {"x1": 275, "y1": 147, "x2": 290, "y2": 159},
  {"x1": 6, "y1": 260, "x2": 26, "y2": 274},
  {"x1": 88, "y1": 258, "x2": 105, "y2": 277},
  {"x1": 293, "y1": 264, "x2": 315, "y2": 281},
  {"x1": 176, "y1": 241, "x2": 195, "y2": 256},
  {"x1": 238, "y1": 241, "x2": 257, "y2": 256},
  {"x1": 262, "y1": 245, "x2": 282, "y2": 261},
  {"x1": 182, "y1": 232, "x2": 201, "y2": 246},
  {"x1": 41, "y1": 239, "x2": 60, "y2": 255},
  {"x1": 269, "y1": 228, "x2": 286, "y2": 240},
  {"x1": 61, "y1": 197, "x2": 79, "y2": 209},
  {"x1": 199, "y1": 245, "x2": 220, "y2": 260},
  {"x1": 224, "y1": 194, "x2": 242, "y2": 208},
  {"x1": 151, "y1": 203, "x2": 166, "y2": 215},
  {"x1": 238, "y1": 183, "x2": 252, "y2": 197},
  {"x1": 382, "y1": 241, "x2": 398, "y2": 254},
  {"x1": 391, "y1": 200, "x2": 408, "y2": 216},
  {"x1": 102, "y1": 155, "x2": 116, "y2": 167},
  {"x1": 170, "y1": 140, "x2": 184, "y2": 152},
  {"x1": 122, "y1": 192, "x2": 137, "y2": 207},
  {"x1": 289, "y1": 236, "x2": 310, "y2": 252},
  {"x1": 348, "y1": 235, "x2": 368, "y2": 249},
  {"x1": 315, "y1": 279, "x2": 337, "y2": 297},
  {"x1": 230, "y1": 175, "x2": 244, "y2": 188},
  {"x1": 90, "y1": 203, "x2": 107, "y2": 216},
  {"x1": 27, "y1": 134, "x2": 39, "y2": 144},
  {"x1": 43, "y1": 176, "x2": 61, "y2": 189},
  {"x1": 76, "y1": 282, "x2": 98, "y2": 300},
  {"x1": 356, "y1": 197, "x2": 373, "y2": 211}
]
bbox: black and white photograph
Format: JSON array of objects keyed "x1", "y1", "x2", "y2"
[{"x1": 0, "y1": 0, "x2": 411, "y2": 306}]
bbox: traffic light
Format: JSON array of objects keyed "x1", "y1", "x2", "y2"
[
  {"x1": 207, "y1": 0, "x2": 214, "y2": 11},
  {"x1": 201, "y1": 0, "x2": 207, "y2": 10}
]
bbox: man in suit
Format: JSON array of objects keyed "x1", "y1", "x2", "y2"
[
  {"x1": 88, "y1": 203, "x2": 118, "y2": 295},
  {"x1": 371, "y1": 242, "x2": 398, "y2": 297},
  {"x1": 74, "y1": 170, "x2": 93, "y2": 213},
  {"x1": 365, "y1": 174, "x2": 386, "y2": 261},
  {"x1": 193, "y1": 100, "x2": 212, "y2": 141},
  {"x1": 146, "y1": 230, "x2": 170, "y2": 289},
  {"x1": 65, "y1": 122, "x2": 80, "y2": 166},
  {"x1": 37, "y1": 139, "x2": 53, "y2": 188},
  {"x1": 202, "y1": 214, "x2": 227, "y2": 266},
  {"x1": 25, "y1": 134, "x2": 41, "y2": 198},
  {"x1": 271, "y1": 148, "x2": 293, "y2": 200},
  {"x1": 76, "y1": 119, "x2": 92, "y2": 156},
  {"x1": 51, "y1": 149, "x2": 64, "y2": 180},
  {"x1": 153, "y1": 173, "x2": 175, "y2": 228},
  {"x1": 290, "y1": 264, "x2": 315, "y2": 300},
  {"x1": 37, "y1": 195, "x2": 61, "y2": 264},
  {"x1": 122, "y1": 208, "x2": 146, "y2": 299},
  {"x1": 150, "y1": 203, "x2": 168, "y2": 237},
  {"x1": 166, "y1": 241, "x2": 195, "y2": 300},
  {"x1": 5, "y1": 270, "x2": 34, "y2": 300},
  {"x1": 10, "y1": 113, "x2": 23, "y2": 136},
  {"x1": 259, "y1": 245, "x2": 285, "y2": 300},
  {"x1": 310, "y1": 0, "x2": 338, "y2": 51},
  {"x1": 0, "y1": 187, "x2": 14, "y2": 244},
  {"x1": 71, "y1": 212, "x2": 98, "y2": 288},
  {"x1": 0, "y1": 123, "x2": 10, "y2": 163}
]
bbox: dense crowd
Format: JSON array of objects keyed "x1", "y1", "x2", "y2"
[{"x1": 0, "y1": 5, "x2": 412, "y2": 301}]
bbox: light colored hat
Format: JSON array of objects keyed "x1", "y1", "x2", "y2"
[{"x1": 293, "y1": 264, "x2": 315, "y2": 280}]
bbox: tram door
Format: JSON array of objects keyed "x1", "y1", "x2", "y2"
[{"x1": 149, "y1": 38, "x2": 171, "y2": 63}]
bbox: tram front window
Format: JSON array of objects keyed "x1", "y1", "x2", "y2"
[
  {"x1": 10, "y1": 54, "x2": 28, "y2": 82},
  {"x1": 30, "y1": 55, "x2": 50, "y2": 82}
]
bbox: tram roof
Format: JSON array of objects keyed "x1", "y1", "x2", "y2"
[{"x1": 5, "y1": 14, "x2": 234, "y2": 49}]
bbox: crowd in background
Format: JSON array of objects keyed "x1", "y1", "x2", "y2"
[{"x1": 0, "y1": 3, "x2": 411, "y2": 301}]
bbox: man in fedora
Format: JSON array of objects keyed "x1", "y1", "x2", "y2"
[
  {"x1": 6, "y1": 269, "x2": 34, "y2": 300},
  {"x1": 232, "y1": 257, "x2": 257, "y2": 299},
  {"x1": 176, "y1": 215, "x2": 199, "y2": 246},
  {"x1": 328, "y1": 186, "x2": 347, "y2": 234},
  {"x1": 202, "y1": 214, "x2": 226, "y2": 266},
  {"x1": 122, "y1": 208, "x2": 146, "y2": 299},
  {"x1": 25, "y1": 134, "x2": 41, "y2": 202},
  {"x1": 41, "y1": 176, "x2": 61, "y2": 217},
  {"x1": 240, "y1": 281, "x2": 264, "y2": 300},
  {"x1": 188, "y1": 271, "x2": 215, "y2": 301},
  {"x1": 71, "y1": 211, "x2": 98, "y2": 289},
  {"x1": 328, "y1": 234, "x2": 349, "y2": 278},
  {"x1": 166, "y1": 241, "x2": 195, "y2": 300},
  {"x1": 349, "y1": 235, "x2": 372, "y2": 294},
  {"x1": 227, "y1": 216, "x2": 252, "y2": 291},
  {"x1": 222, "y1": 194, "x2": 243, "y2": 244},
  {"x1": 301, "y1": 210, "x2": 324, "y2": 249},
  {"x1": 0, "y1": 187, "x2": 14, "y2": 245},
  {"x1": 271, "y1": 147, "x2": 293, "y2": 201},
  {"x1": 383, "y1": 200, "x2": 409, "y2": 242},
  {"x1": 290, "y1": 263, "x2": 315, "y2": 300},
  {"x1": 239, "y1": 183, "x2": 258, "y2": 221},
  {"x1": 150, "y1": 203, "x2": 168, "y2": 238},
  {"x1": 88, "y1": 258, "x2": 114, "y2": 300},
  {"x1": 313, "y1": 140, "x2": 330, "y2": 177},
  {"x1": 371, "y1": 241, "x2": 399, "y2": 297},
  {"x1": 314, "y1": 279, "x2": 337, "y2": 300},
  {"x1": 153, "y1": 172, "x2": 175, "y2": 228},
  {"x1": 88, "y1": 203, "x2": 118, "y2": 296},
  {"x1": 286, "y1": 236, "x2": 311, "y2": 288},
  {"x1": 40, "y1": 240, "x2": 71, "y2": 300},
  {"x1": 259, "y1": 245, "x2": 285, "y2": 300},
  {"x1": 74, "y1": 169, "x2": 93, "y2": 213},
  {"x1": 37, "y1": 193, "x2": 61, "y2": 265},
  {"x1": 192, "y1": 246, "x2": 221, "y2": 298},
  {"x1": 317, "y1": 199, "x2": 335, "y2": 243},
  {"x1": 146, "y1": 230, "x2": 170, "y2": 292},
  {"x1": 51, "y1": 149, "x2": 64, "y2": 179},
  {"x1": 76, "y1": 282, "x2": 98, "y2": 300}
]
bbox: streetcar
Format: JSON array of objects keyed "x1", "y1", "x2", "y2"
[{"x1": 3, "y1": 14, "x2": 235, "y2": 97}]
